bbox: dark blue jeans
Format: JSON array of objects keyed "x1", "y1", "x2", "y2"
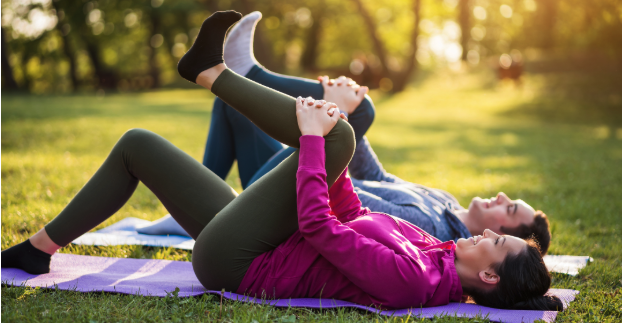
[{"x1": 203, "y1": 65, "x2": 376, "y2": 189}]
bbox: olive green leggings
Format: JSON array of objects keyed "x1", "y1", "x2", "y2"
[{"x1": 45, "y1": 69, "x2": 355, "y2": 292}]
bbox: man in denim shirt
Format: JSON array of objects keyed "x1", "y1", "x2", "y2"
[
  {"x1": 347, "y1": 136, "x2": 551, "y2": 254},
  {"x1": 349, "y1": 138, "x2": 470, "y2": 243}
]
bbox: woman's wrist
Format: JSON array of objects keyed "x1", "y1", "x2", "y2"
[{"x1": 300, "y1": 130, "x2": 324, "y2": 137}]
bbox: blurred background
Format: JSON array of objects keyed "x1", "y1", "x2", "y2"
[
  {"x1": 2, "y1": 0, "x2": 622, "y2": 138},
  {"x1": 1, "y1": 0, "x2": 621, "y2": 93},
  {"x1": 2, "y1": 5, "x2": 622, "y2": 319}
]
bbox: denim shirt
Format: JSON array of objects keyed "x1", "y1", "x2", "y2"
[{"x1": 348, "y1": 137, "x2": 472, "y2": 242}]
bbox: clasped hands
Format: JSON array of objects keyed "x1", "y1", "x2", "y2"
[
  {"x1": 319, "y1": 75, "x2": 369, "y2": 115},
  {"x1": 296, "y1": 76, "x2": 369, "y2": 137},
  {"x1": 296, "y1": 96, "x2": 346, "y2": 137}
]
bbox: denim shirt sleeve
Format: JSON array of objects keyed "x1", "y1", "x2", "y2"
[{"x1": 348, "y1": 136, "x2": 403, "y2": 183}]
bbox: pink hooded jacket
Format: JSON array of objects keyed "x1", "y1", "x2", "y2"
[{"x1": 237, "y1": 136, "x2": 463, "y2": 309}]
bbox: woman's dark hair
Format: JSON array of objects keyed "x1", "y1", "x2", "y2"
[
  {"x1": 501, "y1": 211, "x2": 551, "y2": 255},
  {"x1": 465, "y1": 238, "x2": 564, "y2": 311}
]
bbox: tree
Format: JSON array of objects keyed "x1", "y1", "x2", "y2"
[
  {"x1": 1, "y1": 27, "x2": 19, "y2": 90},
  {"x1": 300, "y1": 5, "x2": 324, "y2": 71},
  {"x1": 52, "y1": 0, "x2": 117, "y2": 90},
  {"x1": 146, "y1": 8, "x2": 162, "y2": 88},
  {"x1": 536, "y1": 0, "x2": 558, "y2": 49},
  {"x1": 50, "y1": 6, "x2": 78, "y2": 91},
  {"x1": 458, "y1": 0, "x2": 470, "y2": 61},
  {"x1": 351, "y1": 0, "x2": 421, "y2": 93}
]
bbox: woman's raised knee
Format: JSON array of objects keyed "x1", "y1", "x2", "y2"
[
  {"x1": 325, "y1": 119, "x2": 356, "y2": 165},
  {"x1": 117, "y1": 128, "x2": 160, "y2": 147}
]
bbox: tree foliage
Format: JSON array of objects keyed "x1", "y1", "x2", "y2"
[{"x1": 1, "y1": 0, "x2": 620, "y2": 93}]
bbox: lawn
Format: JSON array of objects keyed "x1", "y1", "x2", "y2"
[{"x1": 2, "y1": 67, "x2": 621, "y2": 322}]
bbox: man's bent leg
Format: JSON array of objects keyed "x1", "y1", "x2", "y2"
[{"x1": 203, "y1": 99, "x2": 236, "y2": 180}]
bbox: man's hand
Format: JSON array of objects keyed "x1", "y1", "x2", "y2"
[
  {"x1": 319, "y1": 75, "x2": 369, "y2": 115},
  {"x1": 296, "y1": 96, "x2": 346, "y2": 137}
]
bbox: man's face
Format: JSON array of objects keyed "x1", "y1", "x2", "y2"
[{"x1": 467, "y1": 192, "x2": 535, "y2": 235}]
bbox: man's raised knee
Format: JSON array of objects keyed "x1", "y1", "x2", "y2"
[{"x1": 358, "y1": 95, "x2": 376, "y2": 123}]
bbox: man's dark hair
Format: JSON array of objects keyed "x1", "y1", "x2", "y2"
[
  {"x1": 465, "y1": 239, "x2": 563, "y2": 310},
  {"x1": 501, "y1": 211, "x2": 551, "y2": 255}
]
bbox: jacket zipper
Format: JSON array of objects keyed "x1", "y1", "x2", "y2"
[{"x1": 378, "y1": 212, "x2": 403, "y2": 235}]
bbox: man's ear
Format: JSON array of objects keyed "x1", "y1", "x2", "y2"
[{"x1": 478, "y1": 269, "x2": 500, "y2": 285}]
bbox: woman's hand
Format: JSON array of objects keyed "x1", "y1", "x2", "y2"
[
  {"x1": 319, "y1": 75, "x2": 369, "y2": 115},
  {"x1": 296, "y1": 96, "x2": 346, "y2": 137}
]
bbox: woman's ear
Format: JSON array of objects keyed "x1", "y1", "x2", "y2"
[{"x1": 478, "y1": 269, "x2": 500, "y2": 285}]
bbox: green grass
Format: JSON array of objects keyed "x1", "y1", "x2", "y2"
[{"x1": 2, "y1": 68, "x2": 621, "y2": 322}]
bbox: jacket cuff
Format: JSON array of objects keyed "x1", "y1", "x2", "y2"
[{"x1": 299, "y1": 135, "x2": 325, "y2": 169}]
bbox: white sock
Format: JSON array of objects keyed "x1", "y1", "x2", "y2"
[{"x1": 224, "y1": 11, "x2": 262, "y2": 76}]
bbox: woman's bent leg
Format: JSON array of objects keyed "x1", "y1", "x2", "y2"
[
  {"x1": 194, "y1": 123, "x2": 354, "y2": 292},
  {"x1": 192, "y1": 68, "x2": 355, "y2": 291},
  {"x1": 246, "y1": 146, "x2": 296, "y2": 187},
  {"x1": 201, "y1": 65, "x2": 374, "y2": 189},
  {"x1": 45, "y1": 129, "x2": 237, "y2": 245}
]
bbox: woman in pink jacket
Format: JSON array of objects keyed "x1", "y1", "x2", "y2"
[{"x1": 2, "y1": 11, "x2": 562, "y2": 311}]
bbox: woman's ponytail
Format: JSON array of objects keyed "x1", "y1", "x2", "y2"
[
  {"x1": 513, "y1": 294, "x2": 564, "y2": 311},
  {"x1": 465, "y1": 238, "x2": 564, "y2": 311}
]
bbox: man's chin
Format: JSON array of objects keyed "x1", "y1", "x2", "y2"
[
  {"x1": 466, "y1": 204, "x2": 480, "y2": 217},
  {"x1": 468, "y1": 197, "x2": 482, "y2": 209}
]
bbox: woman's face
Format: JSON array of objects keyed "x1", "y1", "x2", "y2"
[{"x1": 455, "y1": 229, "x2": 526, "y2": 275}]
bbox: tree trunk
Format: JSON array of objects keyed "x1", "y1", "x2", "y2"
[
  {"x1": 351, "y1": 0, "x2": 421, "y2": 93},
  {"x1": 351, "y1": 0, "x2": 391, "y2": 76},
  {"x1": 149, "y1": 13, "x2": 161, "y2": 88},
  {"x1": 60, "y1": 32, "x2": 79, "y2": 90},
  {"x1": 458, "y1": 0, "x2": 470, "y2": 61},
  {"x1": 50, "y1": 3, "x2": 79, "y2": 91},
  {"x1": 300, "y1": 7, "x2": 323, "y2": 71},
  {"x1": 538, "y1": 0, "x2": 558, "y2": 49},
  {"x1": 391, "y1": 0, "x2": 421, "y2": 92},
  {"x1": 1, "y1": 28, "x2": 19, "y2": 90},
  {"x1": 84, "y1": 41, "x2": 116, "y2": 89},
  {"x1": 71, "y1": 2, "x2": 115, "y2": 90}
]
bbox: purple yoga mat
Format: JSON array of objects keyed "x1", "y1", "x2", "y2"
[{"x1": 2, "y1": 254, "x2": 578, "y2": 323}]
